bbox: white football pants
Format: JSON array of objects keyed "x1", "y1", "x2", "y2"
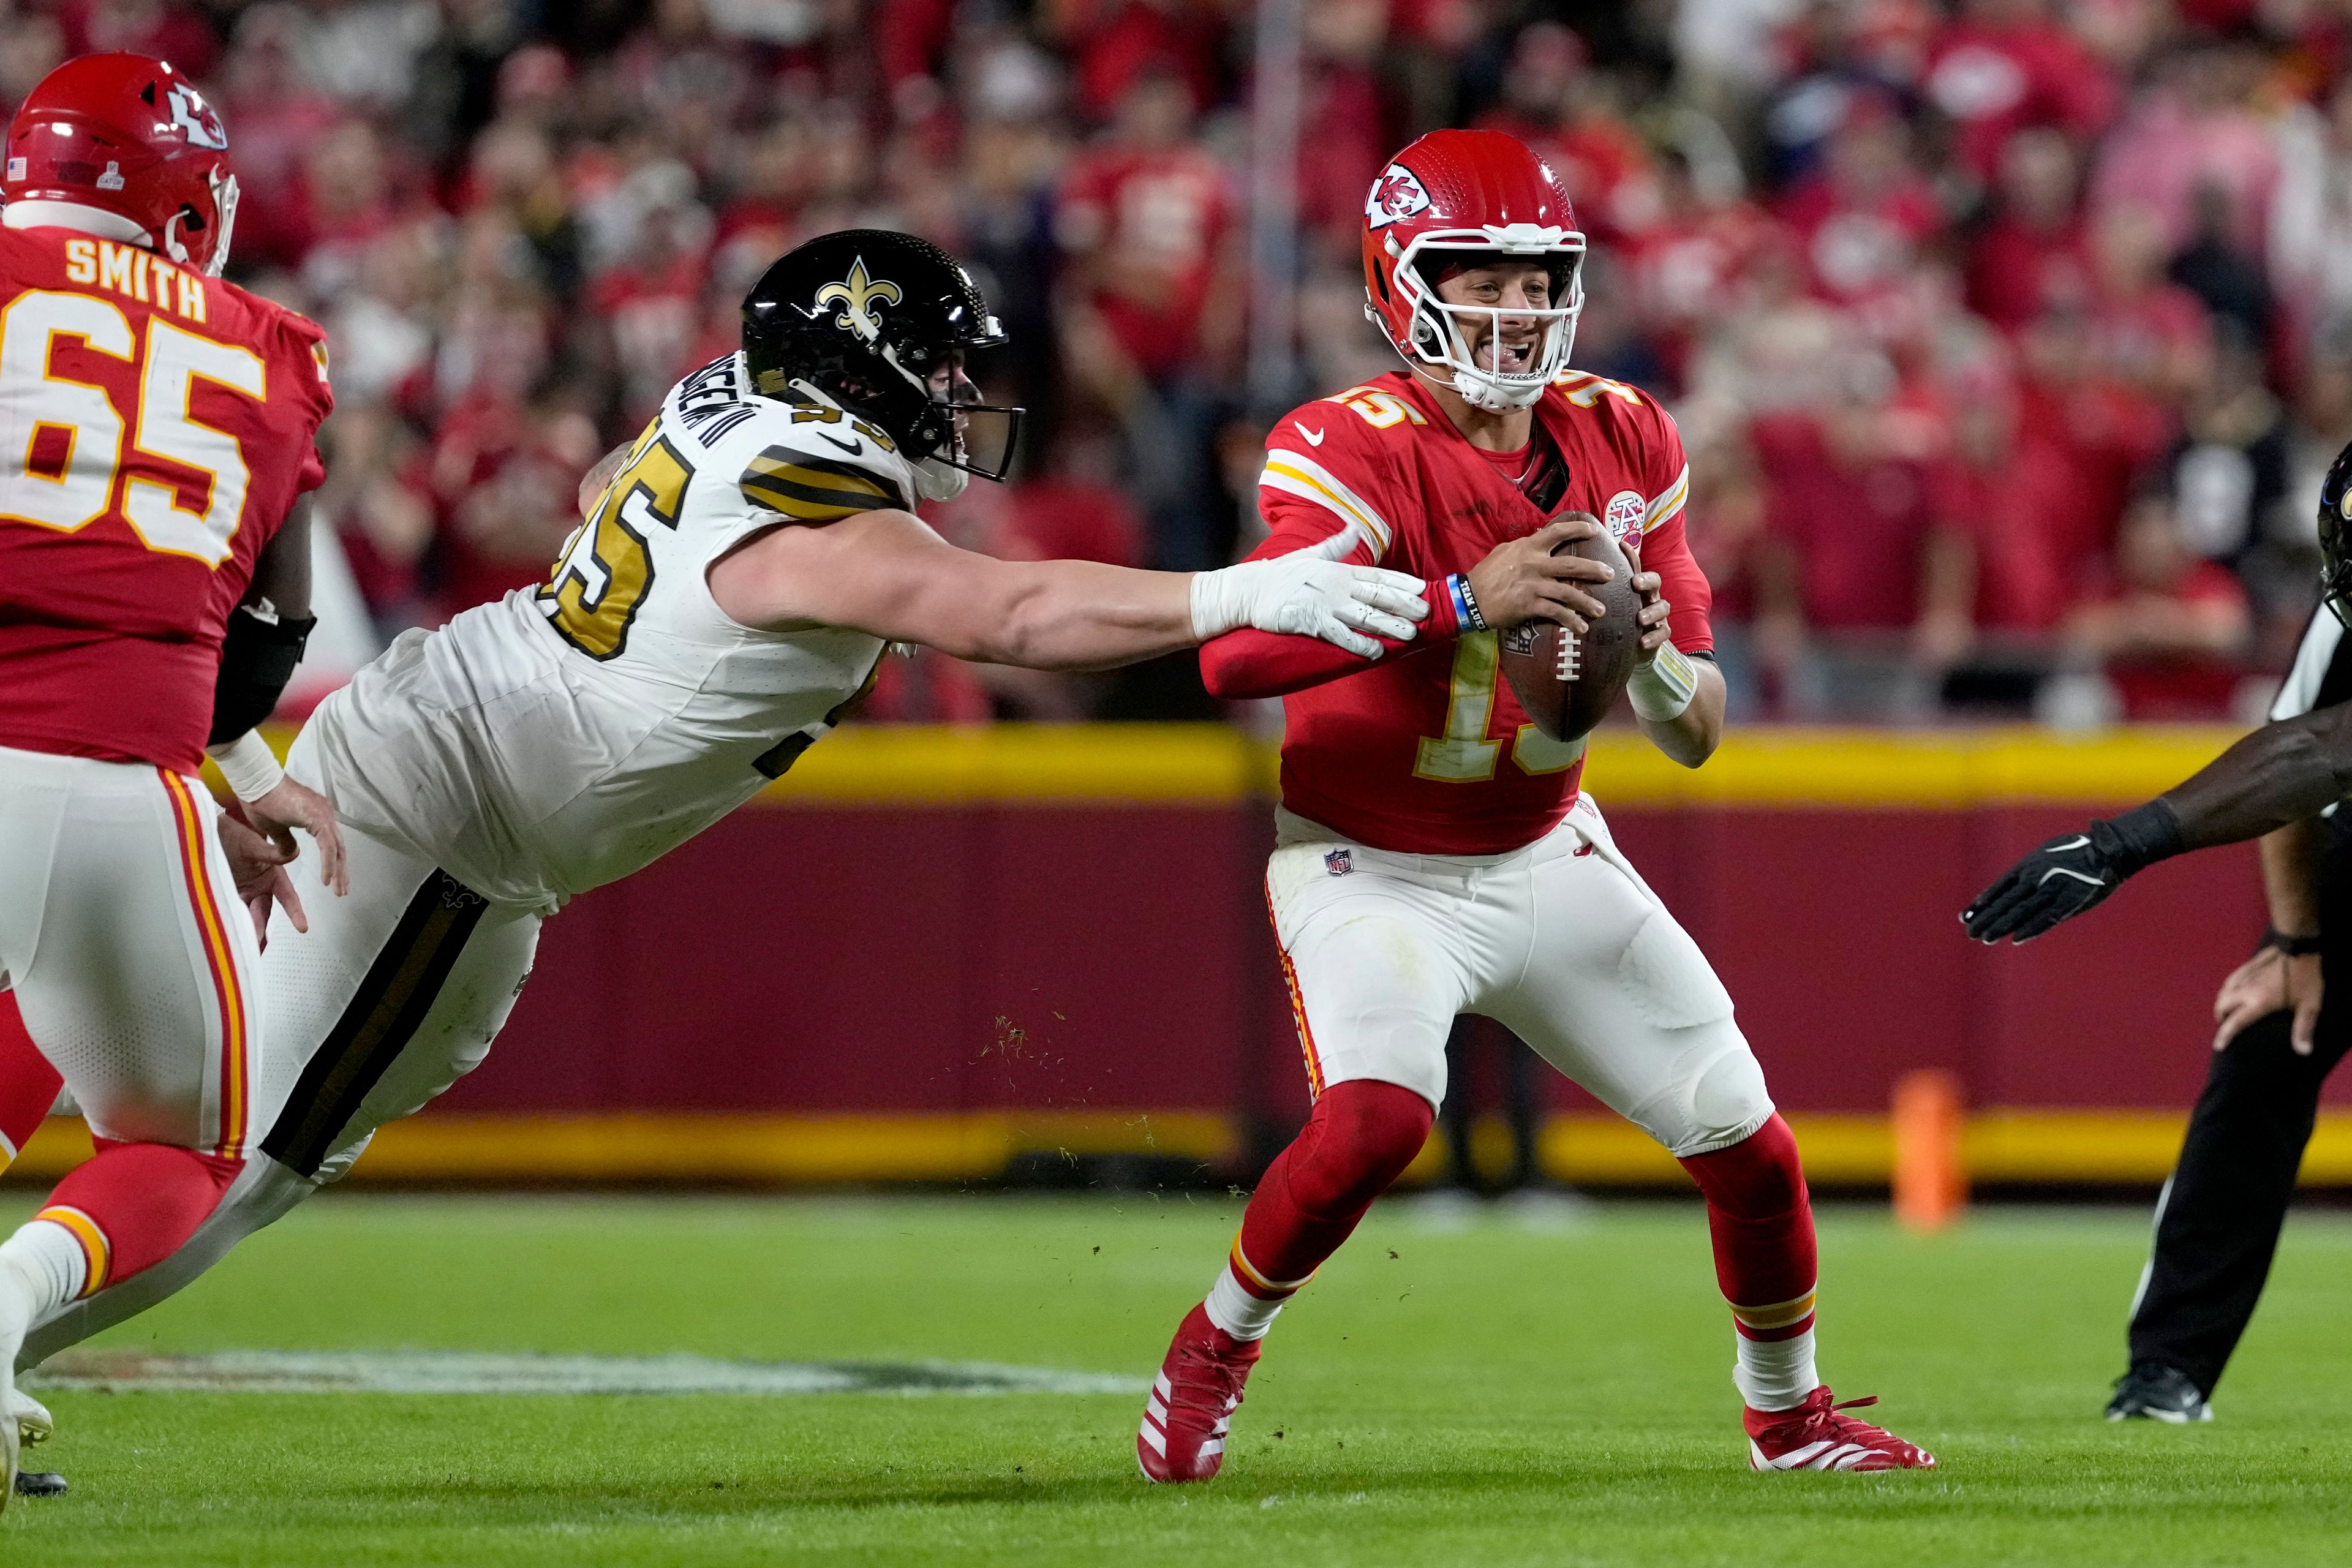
[
  {"x1": 1267, "y1": 795, "x2": 1773, "y2": 1157},
  {"x1": 0, "y1": 746, "x2": 259, "y2": 1161},
  {"x1": 20, "y1": 813, "x2": 539, "y2": 1366}
]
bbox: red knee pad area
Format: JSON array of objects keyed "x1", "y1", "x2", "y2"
[
  {"x1": 1678, "y1": 1114, "x2": 1817, "y2": 1330},
  {"x1": 1237, "y1": 1079, "x2": 1433, "y2": 1292},
  {"x1": 50, "y1": 1139, "x2": 241, "y2": 1289}
]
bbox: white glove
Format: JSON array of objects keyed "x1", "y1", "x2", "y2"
[{"x1": 1189, "y1": 530, "x2": 1429, "y2": 657}]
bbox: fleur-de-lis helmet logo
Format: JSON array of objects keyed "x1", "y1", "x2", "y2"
[{"x1": 814, "y1": 257, "x2": 903, "y2": 344}]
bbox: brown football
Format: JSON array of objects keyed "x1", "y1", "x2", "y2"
[{"x1": 1496, "y1": 516, "x2": 1644, "y2": 744}]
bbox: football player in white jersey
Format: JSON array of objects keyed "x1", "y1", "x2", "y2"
[{"x1": 0, "y1": 229, "x2": 1452, "y2": 1439}]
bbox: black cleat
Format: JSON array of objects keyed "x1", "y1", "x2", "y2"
[
  {"x1": 2106, "y1": 1361, "x2": 2211, "y2": 1423},
  {"x1": 13, "y1": 1469, "x2": 64, "y2": 1497}
]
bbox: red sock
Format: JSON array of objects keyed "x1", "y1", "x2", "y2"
[
  {"x1": 0, "y1": 993, "x2": 63, "y2": 1170},
  {"x1": 1678, "y1": 1114, "x2": 1818, "y2": 1333},
  {"x1": 1680, "y1": 1114, "x2": 1822, "y2": 1409},
  {"x1": 1233, "y1": 1079, "x2": 1432, "y2": 1294},
  {"x1": 34, "y1": 1138, "x2": 240, "y2": 1296}
]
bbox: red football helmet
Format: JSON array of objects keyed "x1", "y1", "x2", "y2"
[
  {"x1": 1361, "y1": 129, "x2": 1585, "y2": 412},
  {"x1": 3, "y1": 53, "x2": 239, "y2": 276}
]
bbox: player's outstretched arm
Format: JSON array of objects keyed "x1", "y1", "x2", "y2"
[
  {"x1": 1962, "y1": 701, "x2": 2352, "y2": 944},
  {"x1": 707, "y1": 509, "x2": 1428, "y2": 669}
]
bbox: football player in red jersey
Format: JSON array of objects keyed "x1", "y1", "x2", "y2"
[
  {"x1": 1137, "y1": 130, "x2": 1935, "y2": 1480},
  {"x1": 0, "y1": 53, "x2": 345, "y2": 1502}
]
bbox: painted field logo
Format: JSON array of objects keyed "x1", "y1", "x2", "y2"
[
  {"x1": 26, "y1": 1349, "x2": 1147, "y2": 1398},
  {"x1": 1604, "y1": 490, "x2": 1645, "y2": 545}
]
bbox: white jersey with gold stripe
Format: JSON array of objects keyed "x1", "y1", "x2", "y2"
[{"x1": 295, "y1": 355, "x2": 907, "y2": 911}]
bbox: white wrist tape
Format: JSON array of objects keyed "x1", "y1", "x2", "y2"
[
  {"x1": 1628, "y1": 644, "x2": 1700, "y2": 722},
  {"x1": 206, "y1": 729, "x2": 285, "y2": 802}
]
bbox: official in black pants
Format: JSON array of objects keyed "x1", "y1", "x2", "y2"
[
  {"x1": 2114, "y1": 597, "x2": 2352, "y2": 1420},
  {"x1": 2115, "y1": 865, "x2": 2345, "y2": 1417},
  {"x1": 1963, "y1": 447, "x2": 2352, "y2": 1422}
]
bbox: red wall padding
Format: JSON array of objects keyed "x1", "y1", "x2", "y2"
[{"x1": 437, "y1": 802, "x2": 2281, "y2": 1123}]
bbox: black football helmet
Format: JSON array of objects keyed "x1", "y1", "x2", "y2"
[
  {"x1": 2321, "y1": 438, "x2": 2352, "y2": 625},
  {"x1": 741, "y1": 228, "x2": 1023, "y2": 500}
]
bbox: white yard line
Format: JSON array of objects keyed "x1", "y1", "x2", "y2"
[{"x1": 26, "y1": 1349, "x2": 1146, "y2": 1398}]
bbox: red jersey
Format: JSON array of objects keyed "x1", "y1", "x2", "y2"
[
  {"x1": 0, "y1": 223, "x2": 333, "y2": 775},
  {"x1": 1204, "y1": 369, "x2": 1712, "y2": 856}
]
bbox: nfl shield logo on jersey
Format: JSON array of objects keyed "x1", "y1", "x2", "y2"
[
  {"x1": 1324, "y1": 848, "x2": 1354, "y2": 876},
  {"x1": 1605, "y1": 490, "x2": 1645, "y2": 546}
]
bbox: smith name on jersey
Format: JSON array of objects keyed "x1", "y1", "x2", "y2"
[
  {"x1": 298, "y1": 353, "x2": 905, "y2": 911},
  {"x1": 1239, "y1": 368, "x2": 1713, "y2": 856},
  {"x1": 0, "y1": 222, "x2": 334, "y2": 775}
]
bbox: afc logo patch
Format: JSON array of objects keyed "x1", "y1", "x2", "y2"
[
  {"x1": 1324, "y1": 848, "x2": 1354, "y2": 876},
  {"x1": 1604, "y1": 489, "x2": 1646, "y2": 545},
  {"x1": 1365, "y1": 164, "x2": 1431, "y2": 229}
]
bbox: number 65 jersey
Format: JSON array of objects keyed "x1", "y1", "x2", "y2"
[
  {"x1": 0, "y1": 222, "x2": 333, "y2": 776},
  {"x1": 300, "y1": 354, "x2": 902, "y2": 912},
  {"x1": 1227, "y1": 368, "x2": 1715, "y2": 857}
]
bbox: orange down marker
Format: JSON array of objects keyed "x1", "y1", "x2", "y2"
[{"x1": 1891, "y1": 1069, "x2": 1967, "y2": 1232}]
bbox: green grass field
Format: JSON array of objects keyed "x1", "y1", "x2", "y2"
[{"x1": 4, "y1": 1190, "x2": 2350, "y2": 1566}]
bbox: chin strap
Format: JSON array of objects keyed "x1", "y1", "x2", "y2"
[{"x1": 1450, "y1": 368, "x2": 1547, "y2": 412}]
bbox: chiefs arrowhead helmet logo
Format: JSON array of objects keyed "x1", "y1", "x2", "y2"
[
  {"x1": 165, "y1": 83, "x2": 228, "y2": 151},
  {"x1": 1364, "y1": 163, "x2": 1432, "y2": 229}
]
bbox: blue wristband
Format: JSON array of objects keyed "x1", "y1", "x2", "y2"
[{"x1": 1449, "y1": 573, "x2": 1487, "y2": 632}]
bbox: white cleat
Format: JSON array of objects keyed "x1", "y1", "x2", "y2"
[
  {"x1": 6, "y1": 1386, "x2": 51, "y2": 1447},
  {"x1": 0, "y1": 1263, "x2": 29, "y2": 1513}
]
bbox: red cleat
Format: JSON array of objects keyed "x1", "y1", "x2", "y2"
[
  {"x1": 1137, "y1": 1302, "x2": 1262, "y2": 1483},
  {"x1": 1746, "y1": 1388, "x2": 1937, "y2": 1472}
]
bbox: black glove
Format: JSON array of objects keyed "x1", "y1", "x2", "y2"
[{"x1": 1962, "y1": 801, "x2": 2185, "y2": 944}]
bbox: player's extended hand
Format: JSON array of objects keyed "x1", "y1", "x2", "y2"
[
  {"x1": 2214, "y1": 946, "x2": 2325, "y2": 1054},
  {"x1": 1466, "y1": 514, "x2": 1615, "y2": 633},
  {"x1": 214, "y1": 805, "x2": 309, "y2": 944},
  {"x1": 243, "y1": 774, "x2": 350, "y2": 898},
  {"x1": 1625, "y1": 543, "x2": 1671, "y2": 659},
  {"x1": 1190, "y1": 529, "x2": 1430, "y2": 657},
  {"x1": 1961, "y1": 823, "x2": 2130, "y2": 944}
]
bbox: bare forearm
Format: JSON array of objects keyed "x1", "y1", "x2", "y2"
[
  {"x1": 956, "y1": 560, "x2": 1197, "y2": 670},
  {"x1": 712, "y1": 513, "x2": 1194, "y2": 668},
  {"x1": 709, "y1": 508, "x2": 1421, "y2": 670},
  {"x1": 2258, "y1": 817, "x2": 2324, "y2": 936},
  {"x1": 1638, "y1": 660, "x2": 1725, "y2": 767},
  {"x1": 2162, "y1": 709, "x2": 2352, "y2": 851}
]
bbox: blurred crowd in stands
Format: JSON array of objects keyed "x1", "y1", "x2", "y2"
[{"x1": 15, "y1": 0, "x2": 2352, "y2": 723}]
